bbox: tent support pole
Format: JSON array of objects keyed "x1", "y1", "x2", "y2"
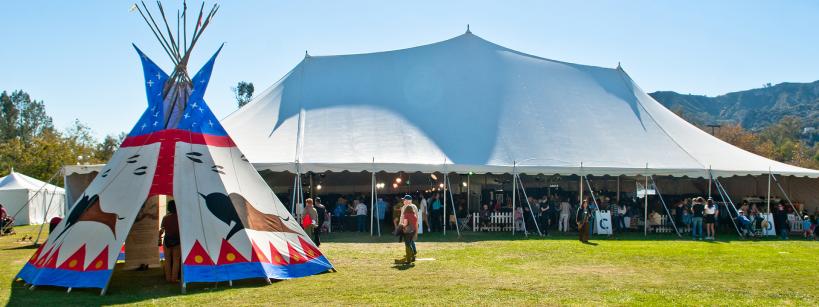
[
  {"x1": 770, "y1": 172, "x2": 801, "y2": 216},
  {"x1": 445, "y1": 174, "x2": 461, "y2": 237},
  {"x1": 442, "y1": 159, "x2": 448, "y2": 236},
  {"x1": 370, "y1": 159, "x2": 375, "y2": 237},
  {"x1": 707, "y1": 165, "x2": 712, "y2": 200},
  {"x1": 766, "y1": 169, "x2": 772, "y2": 217},
  {"x1": 512, "y1": 162, "x2": 517, "y2": 236},
  {"x1": 467, "y1": 175, "x2": 471, "y2": 214},
  {"x1": 32, "y1": 184, "x2": 59, "y2": 246},
  {"x1": 583, "y1": 176, "x2": 604, "y2": 236},
  {"x1": 517, "y1": 174, "x2": 541, "y2": 236},
  {"x1": 710, "y1": 171, "x2": 743, "y2": 237},
  {"x1": 649, "y1": 176, "x2": 681, "y2": 237},
  {"x1": 579, "y1": 163, "x2": 584, "y2": 231},
  {"x1": 644, "y1": 165, "x2": 649, "y2": 237}
]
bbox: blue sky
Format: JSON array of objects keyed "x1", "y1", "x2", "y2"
[{"x1": 2, "y1": 1, "x2": 818, "y2": 139}]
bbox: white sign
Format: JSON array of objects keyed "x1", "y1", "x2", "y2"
[
  {"x1": 595, "y1": 210, "x2": 613, "y2": 235},
  {"x1": 762, "y1": 213, "x2": 776, "y2": 236}
]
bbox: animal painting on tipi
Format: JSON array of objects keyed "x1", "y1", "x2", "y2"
[{"x1": 16, "y1": 2, "x2": 332, "y2": 294}]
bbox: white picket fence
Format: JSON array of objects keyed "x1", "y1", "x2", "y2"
[{"x1": 472, "y1": 212, "x2": 514, "y2": 232}]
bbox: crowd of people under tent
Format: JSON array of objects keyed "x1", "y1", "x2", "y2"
[{"x1": 283, "y1": 189, "x2": 819, "y2": 241}]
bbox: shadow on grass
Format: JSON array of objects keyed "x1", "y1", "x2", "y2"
[
  {"x1": 391, "y1": 263, "x2": 415, "y2": 270},
  {"x1": 8, "y1": 265, "x2": 292, "y2": 305},
  {"x1": 3, "y1": 243, "x2": 40, "y2": 251}
]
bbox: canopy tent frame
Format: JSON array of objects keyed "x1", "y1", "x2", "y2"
[
  {"x1": 514, "y1": 173, "x2": 543, "y2": 236},
  {"x1": 649, "y1": 176, "x2": 682, "y2": 237},
  {"x1": 710, "y1": 172, "x2": 744, "y2": 238}
]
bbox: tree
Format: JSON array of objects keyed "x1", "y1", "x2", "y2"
[
  {"x1": 232, "y1": 81, "x2": 254, "y2": 107},
  {"x1": 95, "y1": 132, "x2": 126, "y2": 162},
  {"x1": 0, "y1": 90, "x2": 54, "y2": 143}
]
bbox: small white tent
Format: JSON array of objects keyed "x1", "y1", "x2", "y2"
[{"x1": 0, "y1": 171, "x2": 65, "y2": 226}]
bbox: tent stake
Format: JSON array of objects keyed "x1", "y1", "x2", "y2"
[
  {"x1": 181, "y1": 282, "x2": 187, "y2": 294},
  {"x1": 265, "y1": 278, "x2": 272, "y2": 285},
  {"x1": 229, "y1": 280, "x2": 233, "y2": 287},
  {"x1": 67, "y1": 287, "x2": 72, "y2": 294},
  {"x1": 28, "y1": 285, "x2": 35, "y2": 291}
]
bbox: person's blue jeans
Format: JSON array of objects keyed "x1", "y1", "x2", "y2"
[
  {"x1": 616, "y1": 215, "x2": 626, "y2": 231},
  {"x1": 357, "y1": 215, "x2": 367, "y2": 232},
  {"x1": 779, "y1": 228, "x2": 789, "y2": 240},
  {"x1": 691, "y1": 217, "x2": 703, "y2": 239}
]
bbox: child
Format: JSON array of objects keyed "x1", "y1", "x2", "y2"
[{"x1": 803, "y1": 216, "x2": 814, "y2": 240}]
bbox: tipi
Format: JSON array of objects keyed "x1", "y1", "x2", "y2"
[{"x1": 16, "y1": 2, "x2": 332, "y2": 294}]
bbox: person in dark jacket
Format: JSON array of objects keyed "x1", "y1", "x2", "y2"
[
  {"x1": 314, "y1": 197, "x2": 326, "y2": 247},
  {"x1": 576, "y1": 199, "x2": 591, "y2": 243},
  {"x1": 159, "y1": 200, "x2": 180, "y2": 283},
  {"x1": 773, "y1": 203, "x2": 789, "y2": 240},
  {"x1": 538, "y1": 201, "x2": 550, "y2": 235}
]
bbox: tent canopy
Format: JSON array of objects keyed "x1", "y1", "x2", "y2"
[
  {"x1": 0, "y1": 171, "x2": 65, "y2": 225},
  {"x1": 222, "y1": 31, "x2": 819, "y2": 178}
]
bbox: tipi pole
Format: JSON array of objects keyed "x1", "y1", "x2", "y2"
[
  {"x1": 517, "y1": 174, "x2": 542, "y2": 236},
  {"x1": 445, "y1": 174, "x2": 461, "y2": 237},
  {"x1": 511, "y1": 162, "x2": 517, "y2": 236}
]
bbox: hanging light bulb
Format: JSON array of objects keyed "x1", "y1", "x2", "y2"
[
  {"x1": 395, "y1": 177, "x2": 402, "y2": 183},
  {"x1": 316, "y1": 184, "x2": 322, "y2": 190},
  {"x1": 430, "y1": 174, "x2": 438, "y2": 180},
  {"x1": 392, "y1": 183, "x2": 398, "y2": 189},
  {"x1": 439, "y1": 183, "x2": 444, "y2": 188},
  {"x1": 462, "y1": 182, "x2": 467, "y2": 187}
]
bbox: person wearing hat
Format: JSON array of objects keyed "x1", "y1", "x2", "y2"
[
  {"x1": 736, "y1": 209, "x2": 752, "y2": 236},
  {"x1": 395, "y1": 195, "x2": 418, "y2": 264}
]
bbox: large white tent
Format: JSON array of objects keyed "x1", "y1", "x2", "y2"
[
  {"x1": 222, "y1": 31, "x2": 819, "y2": 178},
  {"x1": 0, "y1": 171, "x2": 65, "y2": 226}
]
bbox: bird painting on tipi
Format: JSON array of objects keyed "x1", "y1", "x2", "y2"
[{"x1": 16, "y1": 1, "x2": 332, "y2": 294}]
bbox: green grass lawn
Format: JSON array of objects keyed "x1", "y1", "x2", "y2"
[{"x1": 1, "y1": 225, "x2": 817, "y2": 306}]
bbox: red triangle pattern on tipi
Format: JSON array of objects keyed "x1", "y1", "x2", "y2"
[
  {"x1": 287, "y1": 242, "x2": 307, "y2": 265},
  {"x1": 217, "y1": 239, "x2": 249, "y2": 265},
  {"x1": 250, "y1": 240, "x2": 269, "y2": 263},
  {"x1": 298, "y1": 237, "x2": 322, "y2": 260},
  {"x1": 57, "y1": 244, "x2": 86, "y2": 271},
  {"x1": 184, "y1": 240, "x2": 214, "y2": 265},
  {"x1": 268, "y1": 242, "x2": 288, "y2": 265},
  {"x1": 85, "y1": 246, "x2": 109, "y2": 271}
]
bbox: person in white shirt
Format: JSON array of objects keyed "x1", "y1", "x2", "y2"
[
  {"x1": 419, "y1": 194, "x2": 428, "y2": 233},
  {"x1": 355, "y1": 199, "x2": 368, "y2": 232},
  {"x1": 558, "y1": 198, "x2": 571, "y2": 232}
]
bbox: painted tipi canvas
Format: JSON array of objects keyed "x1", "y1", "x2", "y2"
[{"x1": 16, "y1": 2, "x2": 332, "y2": 293}]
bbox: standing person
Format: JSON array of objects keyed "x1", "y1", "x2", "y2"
[
  {"x1": 773, "y1": 203, "x2": 789, "y2": 240},
  {"x1": 430, "y1": 194, "x2": 443, "y2": 232},
  {"x1": 539, "y1": 200, "x2": 550, "y2": 236},
  {"x1": 691, "y1": 197, "x2": 705, "y2": 240},
  {"x1": 617, "y1": 200, "x2": 628, "y2": 231},
  {"x1": 392, "y1": 198, "x2": 403, "y2": 234},
  {"x1": 576, "y1": 199, "x2": 591, "y2": 243},
  {"x1": 704, "y1": 199, "x2": 717, "y2": 240},
  {"x1": 333, "y1": 200, "x2": 347, "y2": 232},
  {"x1": 355, "y1": 199, "x2": 368, "y2": 232},
  {"x1": 514, "y1": 206, "x2": 525, "y2": 232},
  {"x1": 395, "y1": 195, "x2": 418, "y2": 264},
  {"x1": 158, "y1": 200, "x2": 181, "y2": 283},
  {"x1": 559, "y1": 198, "x2": 571, "y2": 232},
  {"x1": 674, "y1": 201, "x2": 685, "y2": 232},
  {"x1": 307, "y1": 198, "x2": 322, "y2": 246},
  {"x1": 303, "y1": 198, "x2": 319, "y2": 233},
  {"x1": 479, "y1": 203, "x2": 492, "y2": 231},
  {"x1": 376, "y1": 197, "x2": 387, "y2": 232},
  {"x1": 418, "y1": 194, "x2": 427, "y2": 234}
]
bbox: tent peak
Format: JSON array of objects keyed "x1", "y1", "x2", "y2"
[
  {"x1": 465, "y1": 24, "x2": 471, "y2": 34},
  {"x1": 305, "y1": 50, "x2": 311, "y2": 58}
]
